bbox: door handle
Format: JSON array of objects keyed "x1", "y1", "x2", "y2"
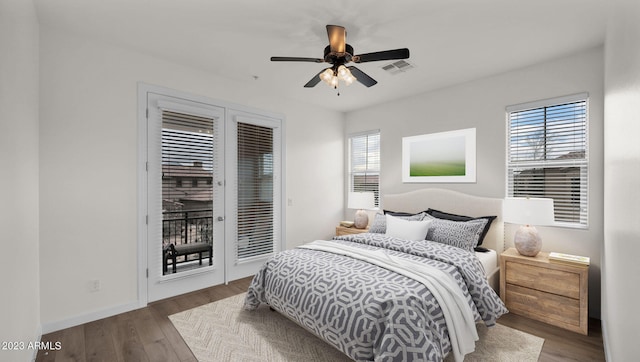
[{"x1": 217, "y1": 216, "x2": 225, "y2": 221}]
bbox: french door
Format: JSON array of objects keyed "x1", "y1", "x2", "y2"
[
  {"x1": 140, "y1": 85, "x2": 284, "y2": 303},
  {"x1": 225, "y1": 110, "x2": 283, "y2": 281},
  {"x1": 146, "y1": 92, "x2": 226, "y2": 302}
]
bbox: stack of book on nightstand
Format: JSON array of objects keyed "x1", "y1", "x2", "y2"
[{"x1": 549, "y1": 252, "x2": 590, "y2": 266}]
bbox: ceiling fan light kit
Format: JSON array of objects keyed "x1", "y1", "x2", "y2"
[
  {"x1": 271, "y1": 25, "x2": 409, "y2": 92},
  {"x1": 320, "y1": 65, "x2": 356, "y2": 88}
]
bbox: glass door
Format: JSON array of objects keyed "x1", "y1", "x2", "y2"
[
  {"x1": 146, "y1": 93, "x2": 225, "y2": 302},
  {"x1": 225, "y1": 110, "x2": 283, "y2": 281}
]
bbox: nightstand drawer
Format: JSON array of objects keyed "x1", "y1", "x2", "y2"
[
  {"x1": 505, "y1": 261, "x2": 581, "y2": 299},
  {"x1": 505, "y1": 284, "x2": 581, "y2": 327}
]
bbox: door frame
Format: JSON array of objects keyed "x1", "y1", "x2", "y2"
[{"x1": 137, "y1": 83, "x2": 286, "y2": 306}]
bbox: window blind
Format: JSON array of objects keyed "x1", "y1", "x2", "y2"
[
  {"x1": 161, "y1": 110, "x2": 216, "y2": 255},
  {"x1": 507, "y1": 95, "x2": 588, "y2": 227},
  {"x1": 349, "y1": 131, "x2": 380, "y2": 207},
  {"x1": 236, "y1": 122, "x2": 275, "y2": 259}
]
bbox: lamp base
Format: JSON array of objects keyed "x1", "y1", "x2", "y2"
[
  {"x1": 514, "y1": 225, "x2": 542, "y2": 256},
  {"x1": 354, "y1": 209, "x2": 369, "y2": 229}
]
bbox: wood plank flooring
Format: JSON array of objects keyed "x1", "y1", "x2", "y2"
[{"x1": 36, "y1": 277, "x2": 605, "y2": 361}]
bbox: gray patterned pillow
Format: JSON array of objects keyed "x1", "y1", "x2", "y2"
[
  {"x1": 369, "y1": 212, "x2": 425, "y2": 233},
  {"x1": 424, "y1": 214, "x2": 488, "y2": 252}
]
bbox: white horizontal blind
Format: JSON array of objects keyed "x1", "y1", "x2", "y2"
[
  {"x1": 349, "y1": 131, "x2": 380, "y2": 207},
  {"x1": 507, "y1": 95, "x2": 588, "y2": 227},
  {"x1": 236, "y1": 122, "x2": 275, "y2": 259},
  {"x1": 161, "y1": 111, "x2": 216, "y2": 250}
]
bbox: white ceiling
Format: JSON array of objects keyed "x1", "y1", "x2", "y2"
[{"x1": 34, "y1": 0, "x2": 608, "y2": 113}]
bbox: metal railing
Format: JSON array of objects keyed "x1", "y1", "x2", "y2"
[{"x1": 162, "y1": 208, "x2": 213, "y2": 246}]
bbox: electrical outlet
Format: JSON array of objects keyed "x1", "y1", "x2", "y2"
[{"x1": 88, "y1": 279, "x2": 100, "y2": 293}]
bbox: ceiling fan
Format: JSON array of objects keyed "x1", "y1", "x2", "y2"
[{"x1": 271, "y1": 25, "x2": 410, "y2": 90}]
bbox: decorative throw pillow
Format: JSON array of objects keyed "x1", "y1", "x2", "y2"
[
  {"x1": 424, "y1": 214, "x2": 488, "y2": 252},
  {"x1": 369, "y1": 212, "x2": 425, "y2": 233},
  {"x1": 383, "y1": 209, "x2": 424, "y2": 217},
  {"x1": 385, "y1": 214, "x2": 432, "y2": 241},
  {"x1": 425, "y1": 208, "x2": 496, "y2": 247},
  {"x1": 368, "y1": 213, "x2": 387, "y2": 233}
]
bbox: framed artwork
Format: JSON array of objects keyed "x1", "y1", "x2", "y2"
[{"x1": 402, "y1": 128, "x2": 476, "y2": 183}]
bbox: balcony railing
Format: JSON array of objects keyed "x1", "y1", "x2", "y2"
[{"x1": 163, "y1": 208, "x2": 213, "y2": 247}]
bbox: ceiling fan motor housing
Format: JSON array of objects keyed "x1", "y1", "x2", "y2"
[{"x1": 324, "y1": 44, "x2": 354, "y2": 64}]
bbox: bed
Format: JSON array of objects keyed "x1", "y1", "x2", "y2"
[{"x1": 244, "y1": 189, "x2": 508, "y2": 361}]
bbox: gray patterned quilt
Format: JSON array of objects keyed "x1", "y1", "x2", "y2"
[{"x1": 244, "y1": 233, "x2": 508, "y2": 361}]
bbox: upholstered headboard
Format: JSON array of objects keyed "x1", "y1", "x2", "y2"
[{"x1": 382, "y1": 188, "x2": 505, "y2": 253}]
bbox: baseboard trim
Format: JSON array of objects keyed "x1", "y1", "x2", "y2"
[{"x1": 41, "y1": 301, "x2": 141, "y2": 334}]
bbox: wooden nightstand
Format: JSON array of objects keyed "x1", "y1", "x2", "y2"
[
  {"x1": 500, "y1": 247, "x2": 589, "y2": 335},
  {"x1": 335, "y1": 225, "x2": 369, "y2": 236}
]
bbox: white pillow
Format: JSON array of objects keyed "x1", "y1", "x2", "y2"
[{"x1": 385, "y1": 214, "x2": 432, "y2": 241}]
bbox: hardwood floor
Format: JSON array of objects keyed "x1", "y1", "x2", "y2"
[{"x1": 36, "y1": 278, "x2": 605, "y2": 361}]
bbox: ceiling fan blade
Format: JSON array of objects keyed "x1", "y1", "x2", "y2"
[
  {"x1": 271, "y1": 56, "x2": 324, "y2": 63},
  {"x1": 326, "y1": 25, "x2": 346, "y2": 53},
  {"x1": 348, "y1": 66, "x2": 377, "y2": 87},
  {"x1": 303, "y1": 69, "x2": 328, "y2": 88},
  {"x1": 354, "y1": 48, "x2": 410, "y2": 63}
]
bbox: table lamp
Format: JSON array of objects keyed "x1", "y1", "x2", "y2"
[
  {"x1": 503, "y1": 197, "x2": 554, "y2": 256},
  {"x1": 348, "y1": 192, "x2": 375, "y2": 229}
]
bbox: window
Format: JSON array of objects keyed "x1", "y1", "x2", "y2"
[
  {"x1": 349, "y1": 130, "x2": 380, "y2": 207},
  {"x1": 161, "y1": 109, "x2": 215, "y2": 249},
  {"x1": 506, "y1": 93, "x2": 588, "y2": 227},
  {"x1": 236, "y1": 121, "x2": 275, "y2": 259}
]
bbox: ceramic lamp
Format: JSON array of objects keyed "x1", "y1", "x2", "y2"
[
  {"x1": 348, "y1": 192, "x2": 375, "y2": 229},
  {"x1": 504, "y1": 197, "x2": 554, "y2": 257}
]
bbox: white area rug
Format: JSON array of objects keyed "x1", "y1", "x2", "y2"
[{"x1": 170, "y1": 293, "x2": 544, "y2": 362}]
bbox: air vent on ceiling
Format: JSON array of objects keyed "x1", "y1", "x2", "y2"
[{"x1": 381, "y1": 59, "x2": 415, "y2": 75}]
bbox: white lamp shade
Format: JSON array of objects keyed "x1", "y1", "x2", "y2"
[
  {"x1": 348, "y1": 192, "x2": 375, "y2": 210},
  {"x1": 503, "y1": 197, "x2": 555, "y2": 226}
]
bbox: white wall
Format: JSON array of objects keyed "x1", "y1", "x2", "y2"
[
  {"x1": 38, "y1": 27, "x2": 343, "y2": 330},
  {"x1": 345, "y1": 47, "x2": 604, "y2": 318},
  {"x1": 0, "y1": 0, "x2": 41, "y2": 360},
  {"x1": 602, "y1": 1, "x2": 640, "y2": 360}
]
